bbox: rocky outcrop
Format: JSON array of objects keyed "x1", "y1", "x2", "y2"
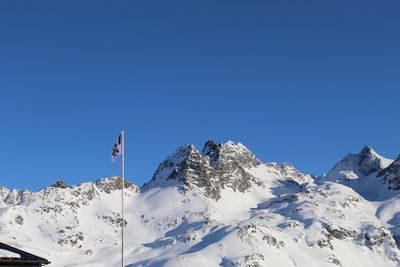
[
  {"x1": 358, "y1": 146, "x2": 387, "y2": 176},
  {"x1": 52, "y1": 180, "x2": 68, "y2": 189},
  {"x1": 202, "y1": 140, "x2": 261, "y2": 169},
  {"x1": 96, "y1": 177, "x2": 139, "y2": 194},
  {"x1": 1, "y1": 189, "x2": 31, "y2": 205},
  {"x1": 145, "y1": 140, "x2": 263, "y2": 200},
  {"x1": 378, "y1": 157, "x2": 400, "y2": 190},
  {"x1": 324, "y1": 146, "x2": 394, "y2": 182},
  {"x1": 264, "y1": 162, "x2": 314, "y2": 185}
]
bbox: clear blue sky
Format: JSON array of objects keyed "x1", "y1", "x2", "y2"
[{"x1": 0, "y1": 0, "x2": 399, "y2": 191}]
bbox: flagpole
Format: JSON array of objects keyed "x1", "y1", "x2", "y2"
[{"x1": 121, "y1": 129, "x2": 125, "y2": 267}]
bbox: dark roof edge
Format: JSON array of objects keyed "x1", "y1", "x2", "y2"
[{"x1": 0, "y1": 242, "x2": 50, "y2": 264}]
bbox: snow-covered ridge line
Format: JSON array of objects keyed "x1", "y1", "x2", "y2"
[
  {"x1": 0, "y1": 140, "x2": 399, "y2": 267},
  {"x1": 0, "y1": 177, "x2": 139, "y2": 207}
]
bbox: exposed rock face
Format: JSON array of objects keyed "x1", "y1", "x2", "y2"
[
  {"x1": 1, "y1": 189, "x2": 32, "y2": 205},
  {"x1": 202, "y1": 140, "x2": 262, "y2": 169},
  {"x1": 96, "y1": 177, "x2": 139, "y2": 194},
  {"x1": 358, "y1": 146, "x2": 386, "y2": 176},
  {"x1": 261, "y1": 182, "x2": 400, "y2": 261},
  {"x1": 146, "y1": 140, "x2": 263, "y2": 200},
  {"x1": 202, "y1": 140, "x2": 219, "y2": 165},
  {"x1": 52, "y1": 180, "x2": 68, "y2": 189},
  {"x1": 15, "y1": 215, "x2": 24, "y2": 225},
  {"x1": 378, "y1": 157, "x2": 400, "y2": 190},
  {"x1": 264, "y1": 162, "x2": 314, "y2": 185},
  {"x1": 324, "y1": 146, "x2": 393, "y2": 182}
]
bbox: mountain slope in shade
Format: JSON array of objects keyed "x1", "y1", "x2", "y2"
[
  {"x1": 0, "y1": 141, "x2": 399, "y2": 267},
  {"x1": 378, "y1": 157, "x2": 400, "y2": 190}
]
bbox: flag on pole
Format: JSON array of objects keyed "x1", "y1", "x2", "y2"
[
  {"x1": 111, "y1": 133, "x2": 122, "y2": 161},
  {"x1": 110, "y1": 130, "x2": 125, "y2": 267}
]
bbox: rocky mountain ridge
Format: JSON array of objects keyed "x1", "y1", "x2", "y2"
[
  {"x1": 0, "y1": 140, "x2": 399, "y2": 267},
  {"x1": 144, "y1": 140, "x2": 264, "y2": 200}
]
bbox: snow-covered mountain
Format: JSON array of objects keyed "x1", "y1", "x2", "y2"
[
  {"x1": 322, "y1": 146, "x2": 393, "y2": 183},
  {"x1": 0, "y1": 141, "x2": 400, "y2": 267}
]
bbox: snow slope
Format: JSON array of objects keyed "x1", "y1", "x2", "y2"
[{"x1": 0, "y1": 141, "x2": 399, "y2": 267}]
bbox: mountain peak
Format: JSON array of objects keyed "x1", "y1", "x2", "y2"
[
  {"x1": 324, "y1": 146, "x2": 394, "y2": 181},
  {"x1": 357, "y1": 146, "x2": 385, "y2": 176},
  {"x1": 144, "y1": 143, "x2": 203, "y2": 188},
  {"x1": 144, "y1": 140, "x2": 263, "y2": 199},
  {"x1": 202, "y1": 140, "x2": 261, "y2": 168},
  {"x1": 358, "y1": 145, "x2": 377, "y2": 160},
  {"x1": 51, "y1": 180, "x2": 68, "y2": 189}
]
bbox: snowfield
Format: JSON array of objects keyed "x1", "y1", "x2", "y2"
[{"x1": 0, "y1": 140, "x2": 399, "y2": 267}]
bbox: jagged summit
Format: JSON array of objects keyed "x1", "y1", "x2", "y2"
[
  {"x1": 147, "y1": 140, "x2": 262, "y2": 188},
  {"x1": 358, "y1": 145, "x2": 390, "y2": 176},
  {"x1": 324, "y1": 145, "x2": 394, "y2": 182},
  {"x1": 52, "y1": 180, "x2": 68, "y2": 189},
  {"x1": 144, "y1": 140, "x2": 262, "y2": 199},
  {"x1": 202, "y1": 140, "x2": 262, "y2": 168},
  {"x1": 144, "y1": 140, "x2": 314, "y2": 200},
  {"x1": 144, "y1": 143, "x2": 205, "y2": 188}
]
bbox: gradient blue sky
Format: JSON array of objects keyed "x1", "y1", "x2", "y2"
[{"x1": 0, "y1": 0, "x2": 399, "y2": 191}]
